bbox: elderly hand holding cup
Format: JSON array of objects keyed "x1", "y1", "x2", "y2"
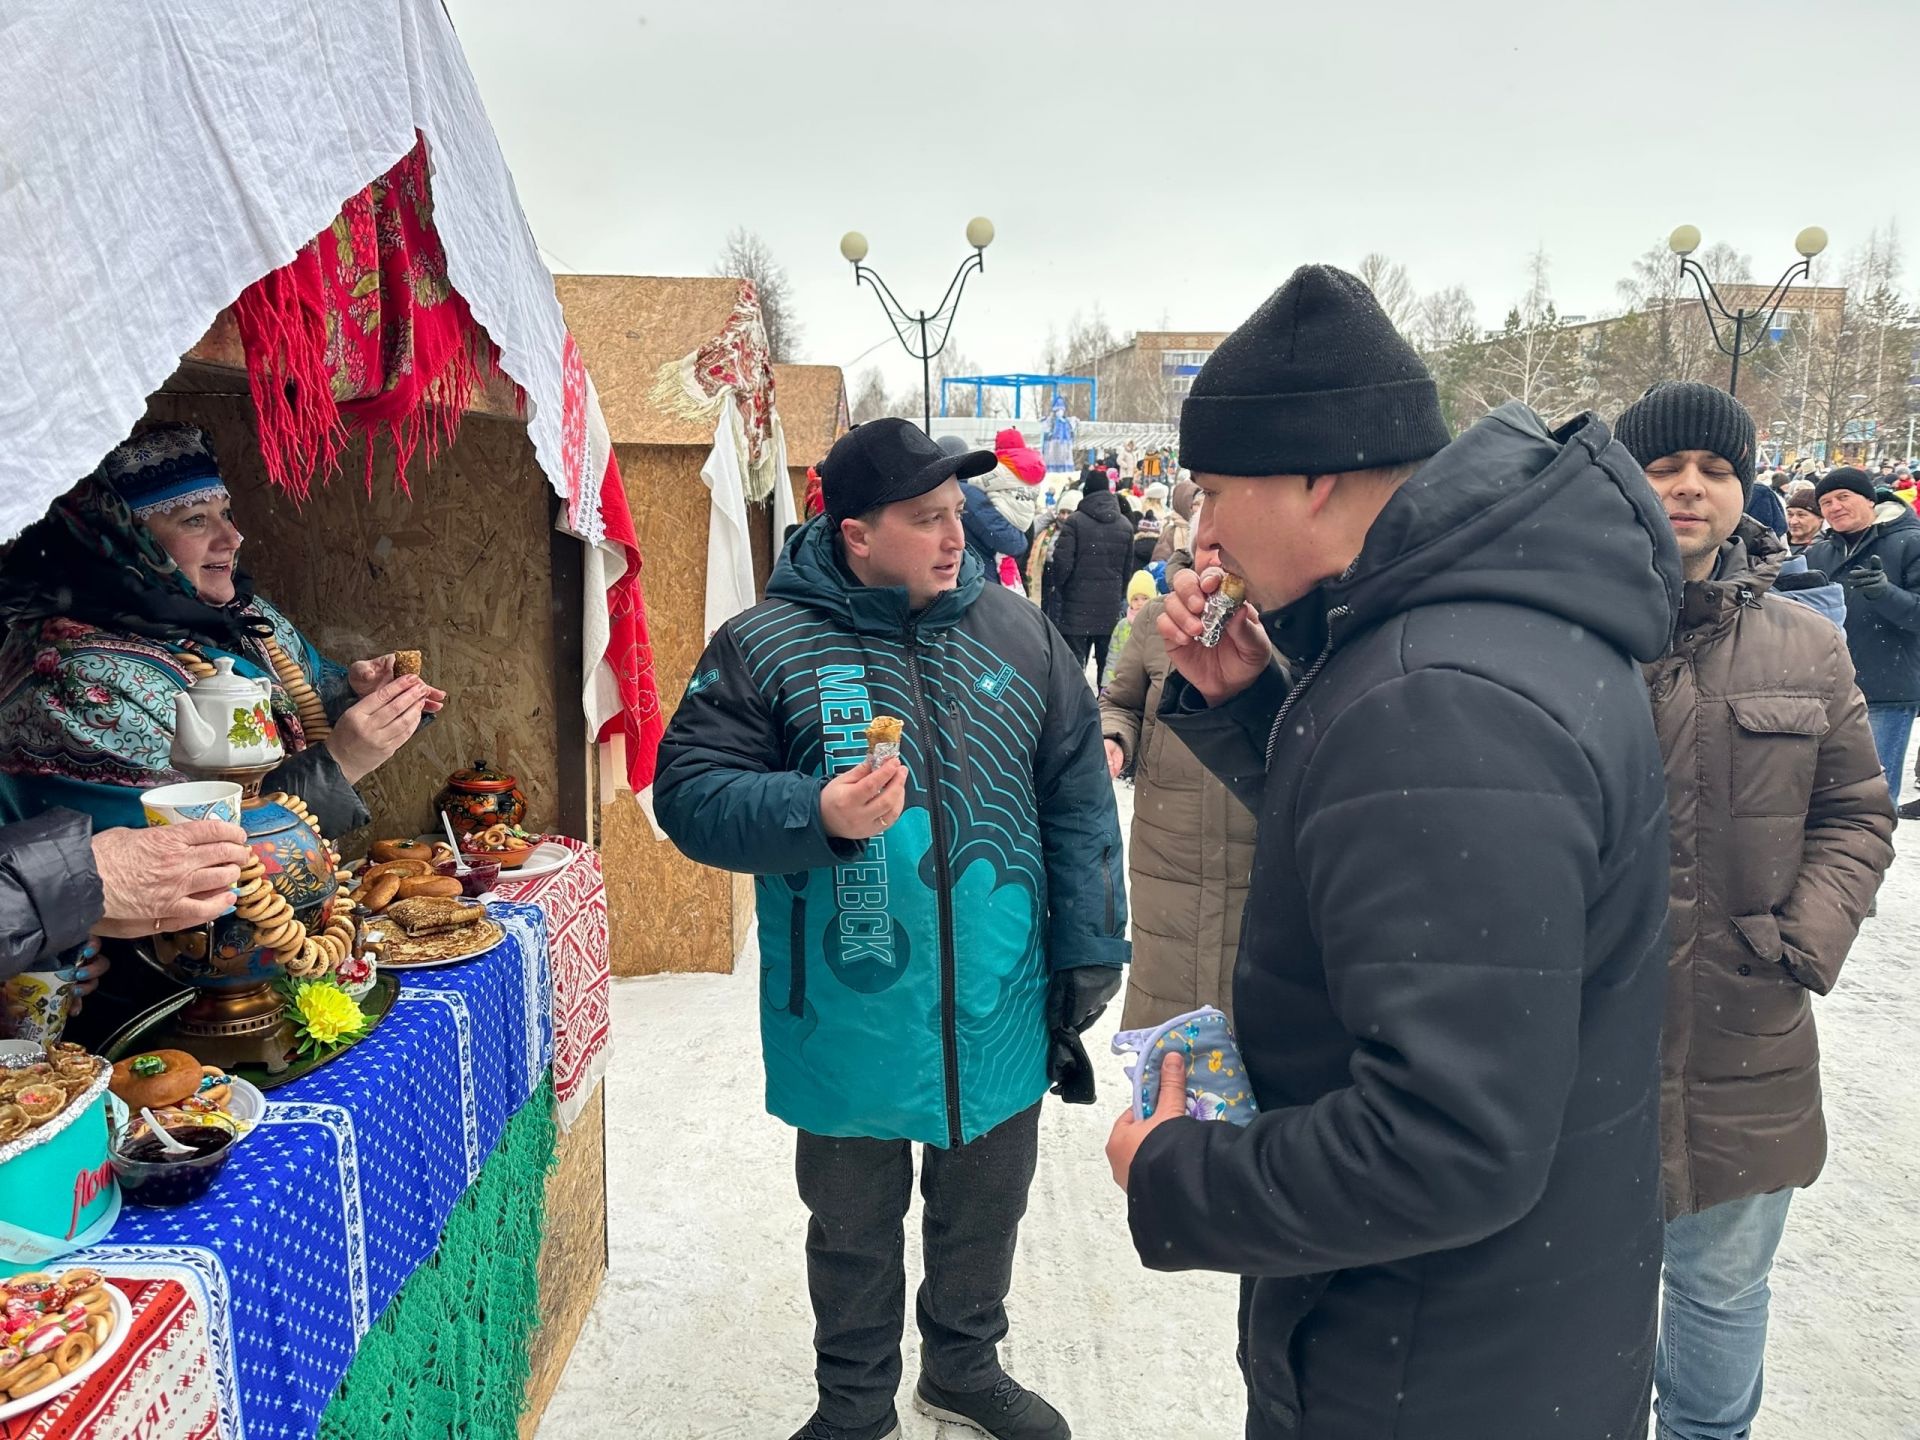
[
  {"x1": 3, "y1": 815, "x2": 252, "y2": 1036},
  {"x1": 111, "y1": 781, "x2": 252, "y2": 938}
]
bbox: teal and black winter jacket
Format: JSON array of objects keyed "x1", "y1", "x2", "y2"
[{"x1": 655, "y1": 518, "x2": 1129, "y2": 1146}]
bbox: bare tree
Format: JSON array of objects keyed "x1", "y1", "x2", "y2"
[
  {"x1": 1460, "y1": 248, "x2": 1577, "y2": 421},
  {"x1": 1357, "y1": 253, "x2": 1418, "y2": 333},
  {"x1": 1037, "y1": 309, "x2": 1167, "y2": 420},
  {"x1": 1412, "y1": 284, "x2": 1477, "y2": 352},
  {"x1": 713, "y1": 228, "x2": 803, "y2": 363},
  {"x1": 849, "y1": 367, "x2": 893, "y2": 425}
]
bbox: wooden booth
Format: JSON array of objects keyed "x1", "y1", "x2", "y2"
[
  {"x1": 141, "y1": 313, "x2": 606, "y2": 1439},
  {"x1": 555, "y1": 274, "x2": 795, "y2": 979}
]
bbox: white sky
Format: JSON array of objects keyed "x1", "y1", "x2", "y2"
[{"x1": 451, "y1": 0, "x2": 1920, "y2": 395}]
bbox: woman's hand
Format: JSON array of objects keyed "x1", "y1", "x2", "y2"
[
  {"x1": 348, "y1": 655, "x2": 394, "y2": 697},
  {"x1": 328, "y1": 676, "x2": 431, "y2": 783},
  {"x1": 349, "y1": 656, "x2": 446, "y2": 713},
  {"x1": 62, "y1": 942, "x2": 110, "y2": 1015},
  {"x1": 1105, "y1": 739, "x2": 1126, "y2": 778}
]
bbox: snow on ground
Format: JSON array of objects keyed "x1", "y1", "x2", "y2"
[{"x1": 540, "y1": 778, "x2": 1919, "y2": 1439}]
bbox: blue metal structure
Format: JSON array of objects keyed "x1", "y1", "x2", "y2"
[{"x1": 939, "y1": 373, "x2": 1099, "y2": 421}]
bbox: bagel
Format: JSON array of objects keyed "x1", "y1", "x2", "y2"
[
  {"x1": 396, "y1": 875, "x2": 461, "y2": 901},
  {"x1": 363, "y1": 859, "x2": 432, "y2": 883},
  {"x1": 109, "y1": 1050, "x2": 201, "y2": 1110},
  {"x1": 53, "y1": 1333, "x2": 94, "y2": 1375},
  {"x1": 5, "y1": 1360, "x2": 55, "y2": 1398},
  {"x1": 369, "y1": 838, "x2": 431, "y2": 865},
  {"x1": 363, "y1": 874, "x2": 402, "y2": 912},
  {"x1": 256, "y1": 919, "x2": 301, "y2": 951}
]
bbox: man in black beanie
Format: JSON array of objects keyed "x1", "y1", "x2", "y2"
[
  {"x1": 1806, "y1": 465, "x2": 1920, "y2": 809},
  {"x1": 1103, "y1": 264, "x2": 1682, "y2": 1440},
  {"x1": 1614, "y1": 386, "x2": 1891, "y2": 1440}
]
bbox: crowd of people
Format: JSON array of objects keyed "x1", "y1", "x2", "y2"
[{"x1": 651, "y1": 263, "x2": 1905, "y2": 1440}]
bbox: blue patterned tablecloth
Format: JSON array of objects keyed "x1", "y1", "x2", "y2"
[{"x1": 68, "y1": 901, "x2": 553, "y2": 1440}]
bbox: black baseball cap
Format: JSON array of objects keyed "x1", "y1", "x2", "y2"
[{"x1": 820, "y1": 419, "x2": 995, "y2": 522}]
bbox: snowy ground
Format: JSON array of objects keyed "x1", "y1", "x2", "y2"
[{"x1": 538, "y1": 780, "x2": 1920, "y2": 1439}]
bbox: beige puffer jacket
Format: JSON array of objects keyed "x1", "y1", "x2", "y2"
[
  {"x1": 1644, "y1": 520, "x2": 1894, "y2": 1219},
  {"x1": 1099, "y1": 597, "x2": 1257, "y2": 1027}
]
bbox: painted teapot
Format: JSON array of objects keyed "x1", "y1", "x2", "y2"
[{"x1": 171, "y1": 658, "x2": 284, "y2": 772}]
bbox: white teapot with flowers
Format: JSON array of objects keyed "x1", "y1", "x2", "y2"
[{"x1": 171, "y1": 658, "x2": 284, "y2": 772}]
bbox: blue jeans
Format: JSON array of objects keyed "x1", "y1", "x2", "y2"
[
  {"x1": 1654, "y1": 1189, "x2": 1794, "y2": 1440},
  {"x1": 1866, "y1": 704, "x2": 1917, "y2": 804}
]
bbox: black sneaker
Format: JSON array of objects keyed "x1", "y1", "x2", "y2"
[
  {"x1": 912, "y1": 1373, "x2": 1069, "y2": 1439},
  {"x1": 787, "y1": 1411, "x2": 900, "y2": 1440},
  {"x1": 1897, "y1": 797, "x2": 1920, "y2": 821}
]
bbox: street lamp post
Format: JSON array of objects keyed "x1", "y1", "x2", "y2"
[
  {"x1": 1669, "y1": 224, "x2": 1829, "y2": 399},
  {"x1": 839, "y1": 220, "x2": 995, "y2": 434}
]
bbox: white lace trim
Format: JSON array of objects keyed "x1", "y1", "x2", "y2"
[{"x1": 130, "y1": 482, "x2": 229, "y2": 518}]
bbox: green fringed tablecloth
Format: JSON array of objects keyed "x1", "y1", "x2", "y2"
[{"x1": 319, "y1": 1074, "x2": 557, "y2": 1440}]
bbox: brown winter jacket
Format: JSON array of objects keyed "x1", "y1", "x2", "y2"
[
  {"x1": 1644, "y1": 519, "x2": 1894, "y2": 1219},
  {"x1": 1099, "y1": 597, "x2": 1257, "y2": 1027}
]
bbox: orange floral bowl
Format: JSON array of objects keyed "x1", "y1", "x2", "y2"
[{"x1": 458, "y1": 837, "x2": 536, "y2": 871}]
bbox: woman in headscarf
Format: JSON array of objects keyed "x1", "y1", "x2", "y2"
[{"x1": 0, "y1": 424, "x2": 441, "y2": 838}]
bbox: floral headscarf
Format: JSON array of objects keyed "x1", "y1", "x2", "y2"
[{"x1": 0, "y1": 472, "x2": 264, "y2": 652}]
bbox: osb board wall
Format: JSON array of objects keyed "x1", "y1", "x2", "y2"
[
  {"x1": 601, "y1": 441, "x2": 742, "y2": 976},
  {"x1": 770, "y1": 364, "x2": 849, "y2": 472},
  {"x1": 520, "y1": 1087, "x2": 607, "y2": 1440},
  {"x1": 139, "y1": 392, "x2": 570, "y2": 845},
  {"x1": 553, "y1": 275, "x2": 749, "y2": 448}
]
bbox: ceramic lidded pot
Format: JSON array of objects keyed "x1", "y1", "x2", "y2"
[{"x1": 435, "y1": 760, "x2": 528, "y2": 839}]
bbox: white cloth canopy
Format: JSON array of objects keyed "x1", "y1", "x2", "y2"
[
  {"x1": 0, "y1": 0, "x2": 637, "y2": 779},
  {"x1": 0, "y1": 0, "x2": 600, "y2": 544}
]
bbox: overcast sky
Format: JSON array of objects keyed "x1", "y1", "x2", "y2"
[{"x1": 452, "y1": 0, "x2": 1918, "y2": 396}]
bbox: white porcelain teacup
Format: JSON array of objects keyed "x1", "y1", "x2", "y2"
[
  {"x1": 140, "y1": 780, "x2": 244, "y2": 827},
  {"x1": 140, "y1": 781, "x2": 246, "y2": 916}
]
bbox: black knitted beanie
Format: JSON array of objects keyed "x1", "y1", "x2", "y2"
[
  {"x1": 1614, "y1": 381, "x2": 1756, "y2": 496},
  {"x1": 1179, "y1": 264, "x2": 1450, "y2": 477}
]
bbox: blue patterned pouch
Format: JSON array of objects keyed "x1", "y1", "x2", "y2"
[{"x1": 1111, "y1": 1006, "x2": 1258, "y2": 1126}]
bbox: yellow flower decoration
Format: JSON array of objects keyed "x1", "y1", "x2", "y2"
[
  {"x1": 279, "y1": 977, "x2": 371, "y2": 1057},
  {"x1": 1208, "y1": 1050, "x2": 1224, "y2": 1073}
]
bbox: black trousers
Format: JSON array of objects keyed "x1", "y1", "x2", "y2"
[
  {"x1": 1061, "y1": 631, "x2": 1111, "y2": 680},
  {"x1": 793, "y1": 1103, "x2": 1042, "y2": 1427}
]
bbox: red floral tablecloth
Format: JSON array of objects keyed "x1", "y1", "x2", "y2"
[
  {"x1": 495, "y1": 837, "x2": 609, "y2": 1129},
  {"x1": 0, "y1": 1279, "x2": 217, "y2": 1440}
]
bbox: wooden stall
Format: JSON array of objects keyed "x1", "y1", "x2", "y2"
[
  {"x1": 141, "y1": 314, "x2": 606, "y2": 1438},
  {"x1": 553, "y1": 274, "x2": 778, "y2": 978}
]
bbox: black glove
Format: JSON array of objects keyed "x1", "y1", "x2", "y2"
[
  {"x1": 1845, "y1": 556, "x2": 1892, "y2": 600},
  {"x1": 1045, "y1": 966, "x2": 1123, "y2": 1105}
]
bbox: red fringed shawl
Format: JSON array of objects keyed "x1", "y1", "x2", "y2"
[{"x1": 233, "y1": 135, "x2": 503, "y2": 497}]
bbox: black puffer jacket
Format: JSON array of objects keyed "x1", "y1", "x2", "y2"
[
  {"x1": 1802, "y1": 500, "x2": 1920, "y2": 704},
  {"x1": 0, "y1": 809, "x2": 104, "y2": 980},
  {"x1": 1132, "y1": 403, "x2": 1682, "y2": 1440},
  {"x1": 1044, "y1": 490, "x2": 1135, "y2": 636}
]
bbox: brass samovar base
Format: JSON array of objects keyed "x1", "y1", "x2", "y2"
[
  {"x1": 173, "y1": 758, "x2": 284, "y2": 799},
  {"x1": 169, "y1": 982, "x2": 295, "y2": 1073}
]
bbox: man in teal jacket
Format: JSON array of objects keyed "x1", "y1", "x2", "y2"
[{"x1": 656, "y1": 419, "x2": 1129, "y2": 1440}]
